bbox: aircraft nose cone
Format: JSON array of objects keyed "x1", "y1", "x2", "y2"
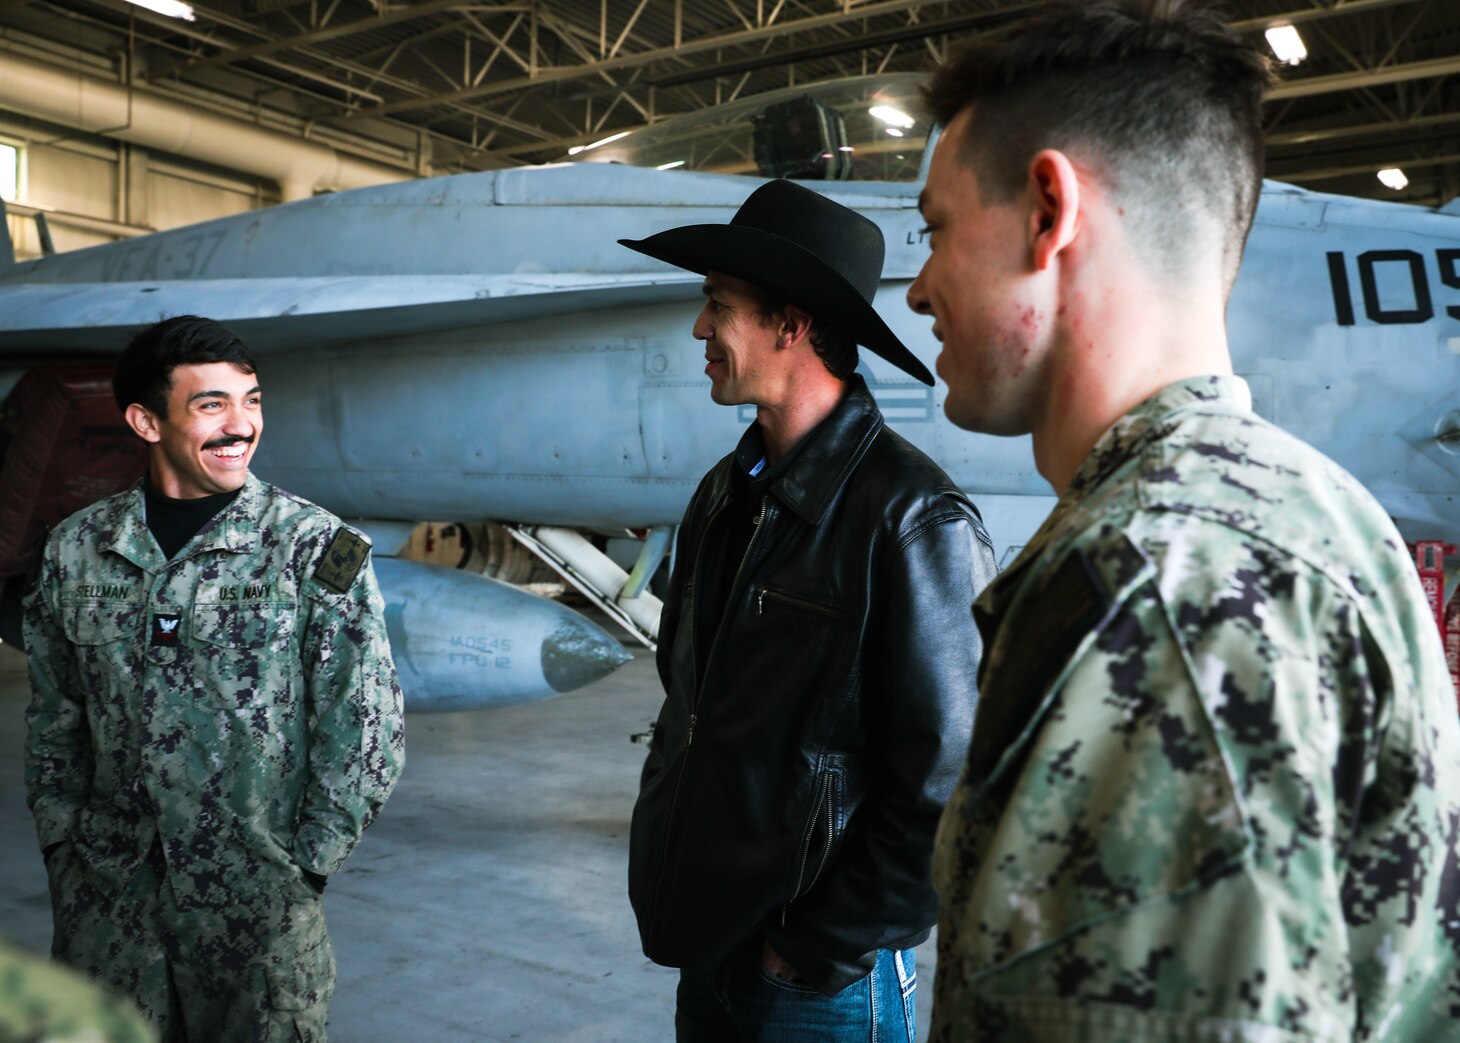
[{"x1": 541, "y1": 616, "x2": 633, "y2": 693}]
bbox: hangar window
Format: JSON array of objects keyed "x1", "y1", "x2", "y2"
[{"x1": 0, "y1": 143, "x2": 17, "y2": 202}]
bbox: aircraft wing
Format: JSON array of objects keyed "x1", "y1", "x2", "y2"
[{"x1": 0, "y1": 272, "x2": 702, "y2": 355}]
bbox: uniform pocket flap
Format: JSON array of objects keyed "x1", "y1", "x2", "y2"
[
  {"x1": 193, "y1": 601, "x2": 295, "y2": 648},
  {"x1": 61, "y1": 601, "x2": 139, "y2": 645},
  {"x1": 266, "y1": 935, "x2": 335, "y2": 1013},
  {"x1": 948, "y1": 584, "x2": 1254, "y2": 983}
]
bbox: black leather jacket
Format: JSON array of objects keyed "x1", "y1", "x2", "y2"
[{"x1": 628, "y1": 377, "x2": 997, "y2": 994}]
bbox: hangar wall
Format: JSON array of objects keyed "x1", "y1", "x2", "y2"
[
  {"x1": 0, "y1": 27, "x2": 412, "y2": 264},
  {"x1": 2, "y1": 111, "x2": 269, "y2": 262}
]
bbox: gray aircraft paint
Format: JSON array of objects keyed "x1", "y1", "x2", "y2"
[
  {"x1": 0, "y1": 165, "x2": 1452, "y2": 553},
  {"x1": 0, "y1": 95, "x2": 1456, "y2": 706}
]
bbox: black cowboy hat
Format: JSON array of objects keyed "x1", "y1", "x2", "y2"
[{"x1": 618, "y1": 178, "x2": 933, "y2": 386}]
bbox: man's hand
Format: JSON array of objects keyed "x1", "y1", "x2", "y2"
[
  {"x1": 41, "y1": 842, "x2": 64, "y2": 870},
  {"x1": 761, "y1": 941, "x2": 804, "y2": 983}
]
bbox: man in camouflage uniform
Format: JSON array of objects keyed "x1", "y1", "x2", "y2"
[
  {"x1": 0, "y1": 936, "x2": 155, "y2": 1043},
  {"x1": 24, "y1": 316, "x2": 405, "y2": 1042},
  {"x1": 907, "y1": 1, "x2": 1460, "y2": 1039}
]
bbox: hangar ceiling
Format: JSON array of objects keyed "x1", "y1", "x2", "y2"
[{"x1": 1, "y1": 0, "x2": 1458, "y2": 205}]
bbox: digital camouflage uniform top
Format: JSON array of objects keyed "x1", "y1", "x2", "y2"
[
  {"x1": 24, "y1": 472, "x2": 405, "y2": 911},
  {"x1": 0, "y1": 937, "x2": 155, "y2": 1043},
  {"x1": 931, "y1": 376, "x2": 1460, "y2": 1042}
]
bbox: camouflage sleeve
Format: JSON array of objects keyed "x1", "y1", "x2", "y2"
[
  {"x1": 765, "y1": 507, "x2": 992, "y2": 991},
  {"x1": 932, "y1": 528, "x2": 1445, "y2": 1041},
  {"x1": 292, "y1": 531, "x2": 406, "y2": 877},
  {"x1": 21, "y1": 541, "x2": 92, "y2": 852}
]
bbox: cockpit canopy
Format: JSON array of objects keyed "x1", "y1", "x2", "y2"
[{"x1": 568, "y1": 74, "x2": 929, "y2": 183}]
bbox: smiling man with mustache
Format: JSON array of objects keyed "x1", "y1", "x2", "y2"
[{"x1": 22, "y1": 315, "x2": 405, "y2": 1043}]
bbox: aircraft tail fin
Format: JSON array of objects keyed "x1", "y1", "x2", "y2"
[
  {"x1": 0, "y1": 199, "x2": 13, "y2": 269},
  {"x1": 1441, "y1": 196, "x2": 1460, "y2": 216}
]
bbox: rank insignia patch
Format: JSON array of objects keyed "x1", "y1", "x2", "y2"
[
  {"x1": 151, "y1": 613, "x2": 183, "y2": 646},
  {"x1": 314, "y1": 528, "x2": 369, "y2": 595}
]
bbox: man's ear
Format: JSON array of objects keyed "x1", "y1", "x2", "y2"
[
  {"x1": 1027, "y1": 149, "x2": 1081, "y2": 272},
  {"x1": 124, "y1": 402, "x2": 163, "y2": 444},
  {"x1": 778, "y1": 304, "x2": 815, "y2": 350}
]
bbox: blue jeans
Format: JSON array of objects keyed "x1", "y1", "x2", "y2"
[{"x1": 676, "y1": 941, "x2": 917, "y2": 1042}]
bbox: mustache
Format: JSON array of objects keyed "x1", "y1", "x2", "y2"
[{"x1": 201, "y1": 435, "x2": 255, "y2": 450}]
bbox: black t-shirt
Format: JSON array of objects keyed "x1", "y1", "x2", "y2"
[{"x1": 143, "y1": 478, "x2": 242, "y2": 561}]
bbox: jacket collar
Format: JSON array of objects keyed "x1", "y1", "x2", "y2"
[
  {"x1": 731, "y1": 374, "x2": 884, "y2": 526},
  {"x1": 103, "y1": 471, "x2": 266, "y2": 570}
]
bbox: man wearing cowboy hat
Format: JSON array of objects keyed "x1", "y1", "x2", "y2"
[{"x1": 622, "y1": 178, "x2": 996, "y2": 1040}]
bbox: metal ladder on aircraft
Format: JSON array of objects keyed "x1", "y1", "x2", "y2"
[{"x1": 501, "y1": 524, "x2": 669, "y2": 652}]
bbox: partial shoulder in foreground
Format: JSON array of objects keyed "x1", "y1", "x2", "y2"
[
  {"x1": 1140, "y1": 402, "x2": 1404, "y2": 573},
  {"x1": 1129, "y1": 402, "x2": 1444, "y2": 686}
]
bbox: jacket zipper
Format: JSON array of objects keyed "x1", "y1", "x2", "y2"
[
  {"x1": 646, "y1": 494, "x2": 768, "y2": 940},
  {"x1": 784, "y1": 768, "x2": 835, "y2": 924},
  {"x1": 699, "y1": 496, "x2": 768, "y2": 701},
  {"x1": 755, "y1": 587, "x2": 852, "y2": 621}
]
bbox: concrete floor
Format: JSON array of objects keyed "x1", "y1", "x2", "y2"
[{"x1": 0, "y1": 639, "x2": 937, "y2": 1041}]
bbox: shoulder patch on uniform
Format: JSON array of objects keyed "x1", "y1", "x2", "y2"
[{"x1": 313, "y1": 528, "x2": 370, "y2": 595}]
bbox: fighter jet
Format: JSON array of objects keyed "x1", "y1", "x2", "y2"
[{"x1": 1, "y1": 73, "x2": 1456, "y2": 708}]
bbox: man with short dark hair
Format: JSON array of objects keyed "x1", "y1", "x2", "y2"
[
  {"x1": 24, "y1": 315, "x2": 405, "y2": 1042},
  {"x1": 622, "y1": 179, "x2": 996, "y2": 1041},
  {"x1": 909, "y1": 2, "x2": 1460, "y2": 1039}
]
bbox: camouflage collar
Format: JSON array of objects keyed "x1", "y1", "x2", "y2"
[
  {"x1": 184, "y1": 473, "x2": 266, "y2": 557},
  {"x1": 986, "y1": 375, "x2": 1254, "y2": 597},
  {"x1": 1067, "y1": 375, "x2": 1253, "y2": 499},
  {"x1": 101, "y1": 482, "x2": 163, "y2": 572},
  {"x1": 105, "y1": 472, "x2": 266, "y2": 569}
]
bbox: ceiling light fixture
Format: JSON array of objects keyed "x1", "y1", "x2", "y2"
[
  {"x1": 1377, "y1": 168, "x2": 1409, "y2": 190},
  {"x1": 1265, "y1": 25, "x2": 1307, "y2": 65},
  {"x1": 567, "y1": 130, "x2": 632, "y2": 156},
  {"x1": 656, "y1": 160, "x2": 685, "y2": 170},
  {"x1": 868, "y1": 105, "x2": 915, "y2": 130},
  {"x1": 885, "y1": 128, "x2": 904, "y2": 138},
  {"x1": 124, "y1": 0, "x2": 197, "y2": 21}
]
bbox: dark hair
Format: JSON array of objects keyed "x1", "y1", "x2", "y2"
[
  {"x1": 924, "y1": 0, "x2": 1273, "y2": 291},
  {"x1": 113, "y1": 315, "x2": 258, "y2": 418},
  {"x1": 744, "y1": 285, "x2": 859, "y2": 381}
]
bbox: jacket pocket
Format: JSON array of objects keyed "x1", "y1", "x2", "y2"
[
  {"x1": 755, "y1": 587, "x2": 853, "y2": 623},
  {"x1": 791, "y1": 762, "x2": 845, "y2": 900}
]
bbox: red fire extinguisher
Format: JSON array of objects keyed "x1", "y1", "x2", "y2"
[
  {"x1": 1446, "y1": 586, "x2": 1459, "y2": 709},
  {"x1": 1411, "y1": 541, "x2": 1459, "y2": 708}
]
